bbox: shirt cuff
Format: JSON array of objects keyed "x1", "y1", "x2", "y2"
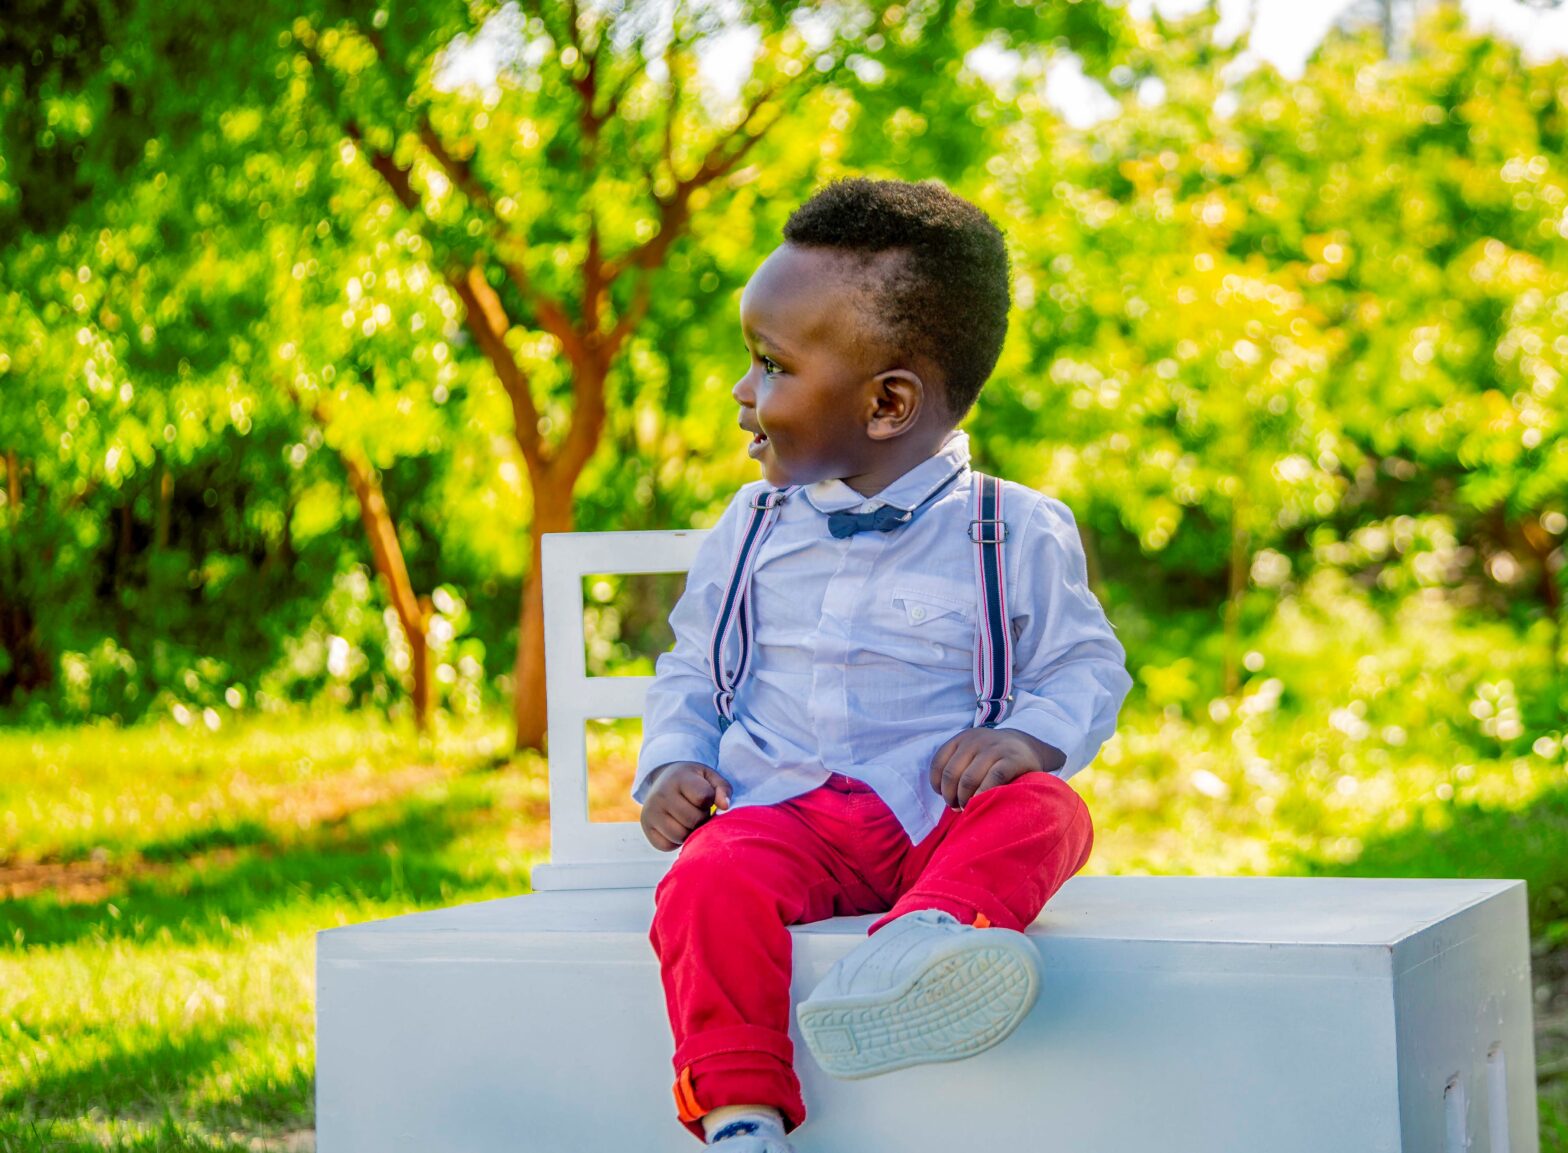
[
  {"x1": 994, "y1": 706, "x2": 1089, "y2": 780},
  {"x1": 633, "y1": 731, "x2": 722, "y2": 803}
]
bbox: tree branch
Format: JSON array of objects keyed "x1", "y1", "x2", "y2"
[
  {"x1": 603, "y1": 271, "x2": 654, "y2": 363},
  {"x1": 499, "y1": 259, "x2": 589, "y2": 377},
  {"x1": 582, "y1": 215, "x2": 603, "y2": 340},
  {"x1": 555, "y1": 357, "x2": 608, "y2": 483},
  {"x1": 449, "y1": 263, "x2": 546, "y2": 468},
  {"x1": 362, "y1": 27, "x2": 507, "y2": 220},
  {"x1": 346, "y1": 119, "x2": 424, "y2": 213},
  {"x1": 304, "y1": 29, "x2": 560, "y2": 471},
  {"x1": 603, "y1": 69, "x2": 790, "y2": 287}
]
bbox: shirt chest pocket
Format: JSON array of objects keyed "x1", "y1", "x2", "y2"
[{"x1": 874, "y1": 584, "x2": 975, "y2": 669}]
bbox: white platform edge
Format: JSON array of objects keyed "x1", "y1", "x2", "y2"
[{"x1": 318, "y1": 876, "x2": 1527, "y2": 980}]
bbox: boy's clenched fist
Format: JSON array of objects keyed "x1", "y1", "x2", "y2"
[{"x1": 639, "y1": 761, "x2": 734, "y2": 851}]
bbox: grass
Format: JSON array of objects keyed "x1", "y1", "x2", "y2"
[{"x1": 1, "y1": 705, "x2": 1565, "y2": 1150}]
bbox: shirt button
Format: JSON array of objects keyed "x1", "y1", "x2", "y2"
[{"x1": 911, "y1": 606, "x2": 927, "y2": 621}]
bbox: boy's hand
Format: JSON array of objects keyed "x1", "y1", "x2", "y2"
[
  {"x1": 639, "y1": 761, "x2": 733, "y2": 851},
  {"x1": 929, "y1": 728, "x2": 1067, "y2": 811}
]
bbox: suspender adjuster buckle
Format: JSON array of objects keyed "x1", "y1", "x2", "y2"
[
  {"x1": 977, "y1": 694, "x2": 1015, "y2": 706},
  {"x1": 750, "y1": 490, "x2": 789, "y2": 511},
  {"x1": 968, "y1": 518, "x2": 1008, "y2": 544}
]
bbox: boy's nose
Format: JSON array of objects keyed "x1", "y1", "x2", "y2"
[{"x1": 731, "y1": 369, "x2": 755, "y2": 407}]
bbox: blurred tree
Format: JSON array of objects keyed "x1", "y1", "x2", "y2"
[
  {"x1": 976, "y1": 7, "x2": 1354, "y2": 692},
  {"x1": 971, "y1": 3, "x2": 1568, "y2": 702},
  {"x1": 2, "y1": 0, "x2": 1130, "y2": 741}
]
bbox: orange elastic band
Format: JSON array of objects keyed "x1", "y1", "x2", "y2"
[
  {"x1": 673, "y1": 1066, "x2": 708, "y2": 1124},
  {"x1": 973, "y1": 912, "x2": 992, "y2": 929}
]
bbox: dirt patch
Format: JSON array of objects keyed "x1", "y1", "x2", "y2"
[
  {"x1": 248, "y1": 762, "x2": 461, "y2": 829},
  {"x1": 245, "y1": 1128, "x2": 315, "y2": 1152},
  {"x1": 0, "y1": 857, "x2": 127, "y2": 903}
]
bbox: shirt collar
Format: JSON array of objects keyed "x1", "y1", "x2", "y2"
[{"x1": 800, "y1": 429, "x2": 971, "y2": 514}]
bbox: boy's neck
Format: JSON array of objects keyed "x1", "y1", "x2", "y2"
[{"x1": 835, "y1": 429, "x2": 957, "y2": 499}]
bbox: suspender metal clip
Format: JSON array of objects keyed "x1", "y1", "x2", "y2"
[
  {"x1": 750, "y1": 489, "x2": 789, "y2": 511},
  {"x1": 968, "y1": 518, "x2": 1008, "y2": 544}
]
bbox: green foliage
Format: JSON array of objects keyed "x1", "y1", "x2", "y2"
[
  {"x1": 3, "y1": 0, "x2": 1140, "y2": 722},
  {"x1": 972, "y1": 4, "x2": 1568, "y2": 600}
]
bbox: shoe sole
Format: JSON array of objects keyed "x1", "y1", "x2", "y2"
[{"x1": 795, "y1": 933, "x2": 1041, "y2": 1079}]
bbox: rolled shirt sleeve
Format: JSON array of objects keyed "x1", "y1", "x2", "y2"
[
  {"x1": 631, "y1": 483, "x2": 761, "y2": 803},
  {"x1": 994, "y1": 495, "x2": 1133, "y2": 780}
]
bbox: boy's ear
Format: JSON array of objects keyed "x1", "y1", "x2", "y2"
[{"x1": 865, "y1": 369, "x2": 928, "y2": 441}]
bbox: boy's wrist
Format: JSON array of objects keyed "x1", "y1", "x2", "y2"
[
  {"x1": 638, "y1": 734, "x2": 722, "y2": 788},
  {"x1": 1005, "y1": 730, "x2": 1067, "y2": 775},
  {"x1": 648, "y1": 760, "x2": 708, "y2": 785}
]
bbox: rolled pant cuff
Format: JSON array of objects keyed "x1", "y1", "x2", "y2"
[
  {"x1": 869, "y1": 879, "x2": 1028, "y2": 934},
  {"x1": 672, "y1": 1025, "x2": 805, "y2": 1139}
]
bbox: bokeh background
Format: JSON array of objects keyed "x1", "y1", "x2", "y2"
[{"x1": 4, "y1": 0, "x2": 1568, "y2": 1148}]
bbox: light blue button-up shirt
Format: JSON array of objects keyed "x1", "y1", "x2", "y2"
[{"x1": 632, "y1": 430, "x2": 1134, "y2": 842}]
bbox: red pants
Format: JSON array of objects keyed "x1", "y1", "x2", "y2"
[{"x1": 648, "y1": 771, "x2": 1093, "y2": 1139}]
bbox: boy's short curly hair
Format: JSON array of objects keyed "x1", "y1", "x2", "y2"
[{"x1": 781, "y1": 176, "x2": 1011, "y2": 422}]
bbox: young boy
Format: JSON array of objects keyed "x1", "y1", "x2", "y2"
[{"x1": 633, "y1": 177, "x2": 1132, "y2": 1152}]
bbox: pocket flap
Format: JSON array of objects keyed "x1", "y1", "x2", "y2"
[{"x1": 890, "y1": 586, "x2": 970, "y2": 627}]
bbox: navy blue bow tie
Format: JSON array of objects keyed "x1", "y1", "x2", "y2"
[
  {"x1": 823, "y1": 466, "x2": 969, "y2": 539},
  {"x1": 827, "y1": 504, "x2": 912, "y2": 538}
]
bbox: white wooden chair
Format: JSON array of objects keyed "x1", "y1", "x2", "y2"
[{"x1": 315, "y1": 530, "x2": 1541, "y2": 1153}]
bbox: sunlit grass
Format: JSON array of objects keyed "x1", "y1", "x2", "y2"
[
  {"x1": 0, "y1": 711, "x2": 515, "y2": 865},
  {"x1": 0, "y1": 713, "x2": 544, "y2": 1149}
]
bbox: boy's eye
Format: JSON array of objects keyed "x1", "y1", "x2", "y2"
[{"x1": 760, "y1": 356, "x2": 782, "y2": 376}]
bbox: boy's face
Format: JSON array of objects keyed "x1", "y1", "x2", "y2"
[{"x1": 733, "y1": 243, "x2": 911, "y2": 489}]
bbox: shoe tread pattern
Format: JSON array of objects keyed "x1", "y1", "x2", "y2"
[{"x1": 797, "y1": 944, "x2": 1037, "y2": 1079}]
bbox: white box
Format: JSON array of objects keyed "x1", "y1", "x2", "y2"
[{"x1": 316, "y1": 875, "x2": 1538, "y2": 1152}]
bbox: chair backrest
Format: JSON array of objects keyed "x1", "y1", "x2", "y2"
[{"x1": 535, "y1": 530, "x2": 708, "y2": 890}]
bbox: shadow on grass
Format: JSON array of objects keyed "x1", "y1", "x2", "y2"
[
  {"x1": 0, "y1": 1117, "x2": 261, "y2": 1153},
  {"x1": 0, "y1": 1027, "x2": 244, "y2": 1118},
  {"x1": 0, "y1": 780, "x2": 530, "y2": 950},
  {"x1": 204, "y1": 1063, "x2": 314, "y2": 1133},
  {"x1": 137, "y1": 821, "x2": 275, "y2": 864},
  {"x1": 2, "y1": 980, "x2": 314, "y2": 1140}
]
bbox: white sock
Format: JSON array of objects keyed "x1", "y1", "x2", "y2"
[{"x1": 703, "y1": 1104, "x2": 786, "y2": 1144}]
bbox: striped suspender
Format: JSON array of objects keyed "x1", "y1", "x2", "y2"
[
  {"x1": 970, "y1": 472, "x2": 1013, "y2": 728},
  {"x1": 709, "y1": 486, "x2": 796, "y2": 731}
]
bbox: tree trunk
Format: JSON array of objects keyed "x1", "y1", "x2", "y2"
[
  {"x1": 155, "y1": 462, "x2": 172, "y2": 551},
  {"x1": 411, "y1": 593, "x2": 434, "y2": 725},
  {"x1": 514, "y1": 466, "x2": 576, "y2": 751},
  {"x1": 0, "y1": 452, "x2": 49, "y2": 701},
  {"x1": 338, "y1": 447, "x2": 433, "y2": 730}
]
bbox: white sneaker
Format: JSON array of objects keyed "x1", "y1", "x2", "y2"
[
  {"x1": 795, "y1": 909, "x2": 1041, "y2": 1079},
  {"x1": 705, "y1": 1118, "x2": 796, "y2": 1152}
]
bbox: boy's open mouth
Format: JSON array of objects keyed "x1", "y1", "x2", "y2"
[{"x1": 748, "y1": 431, "x2": 770, "y2": 458}]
